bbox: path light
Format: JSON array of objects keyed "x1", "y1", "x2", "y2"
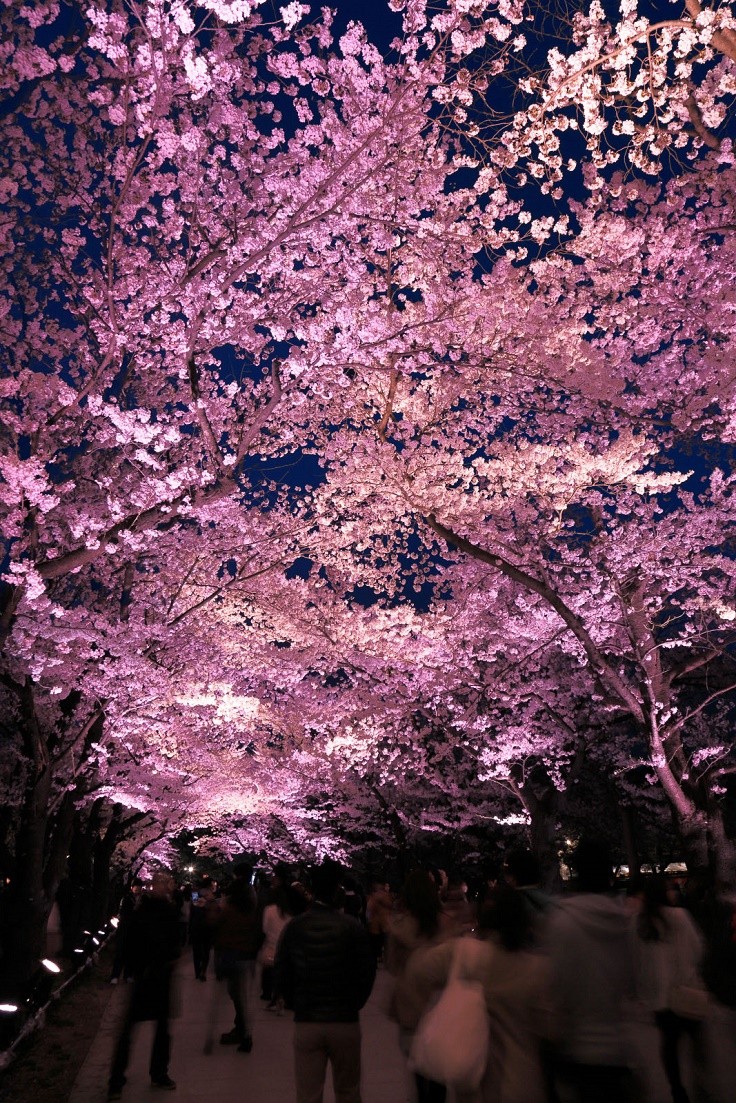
[
  {"x1": 28, "y1": 960, "x2": 59, "y2": 1009},
  {"x1": 0, "y1": 1002, "x2": 20, "y2": 1047}
]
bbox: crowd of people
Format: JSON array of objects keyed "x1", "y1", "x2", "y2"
[{"x1": 105, "y1": 839, "x2": 736, "y2": 1103}]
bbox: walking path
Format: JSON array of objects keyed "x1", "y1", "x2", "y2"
[
  {"x1": 68, "y1": 955, "x2": 736, "y2": 1103},
  {"x1": 69, "y1": 960, "x2": 409, "y2": 1103}
]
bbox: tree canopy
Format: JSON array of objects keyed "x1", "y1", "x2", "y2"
[{"x1": 2, "y1": 0, "x2": 736, "y2": 987}]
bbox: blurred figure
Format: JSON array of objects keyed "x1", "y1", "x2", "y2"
[
  {"x1": 409, "y1": 886, "x2": 550, "y2": 1103},
  {"x1": 109, "y1": 877, "x2": 142, "y2": 984},
  {"x1": 502, "y1": 850, "x2": 558, "y2": 1098},
  {"x1": 260, "y1": 875, "x2": 296, "y2": 1009},
  {"x1": 386, "y1": 869, "x2": 454, "y2": 1103},
  {"x1": 690, "y1": 879, "x2": 736, "y2": 1103},
  {"x1": 342, "y1": 875, "x2": 365, "y2": 922},
  {"x1": 173, "y1": 884, "x2": 190, "y2": 949},
  {"x1": 443, "y1": 873, "x2": 476, "y2": 935},
  {"x1": 545, "y1": 837, "x2": 637, "y2": 1103},
  {"x1": 688, "y1": 876, "x2": 736, "y2": 1009},
  {"x1": 431, "y1": 867, "x2": 449, "y2": 901},
  {"x1": 366, "y1": 880, "x2": 393, "y2": 962},
  {"x1": 503, "y1": 849, "x2": 554, "y2": 939},
  {"x1": 632, "y1": 875, "x2": 707, "y2": 1103},
  {"x1": 107, "y1": 873, "x2": 180, "y2": 1099},
  {"x1": 274, "y1": 860, "x2": 376, "y2": 1103},
  {"x1": 189, "y1": 876, "x2": 217, "y2": 981},
  {"x1": 288, "y1": 878, "x2": 311, "y2": 916},
  {"x1": 217, "y1": 864, "x2": 262, "y2": 1052}
]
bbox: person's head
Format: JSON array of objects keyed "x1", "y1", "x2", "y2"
[
  {"x1": 310, "y1": 860, "x2": 343, "y2": 906},
  {"x1": 228, "y1": 871, "x2": 256, "y2": 913},
  {"x1": 665, "y1": 879, "x2": 684, "y2": 907},
  {"x1": 504, "y1": 848, "x2": 540, "y2": 889},
  {"x1": 287, "y1": 881, "x2": 309, "y2": 915},
  {"x1": 446, "y1": 871, "x2": 468, "y2": 896},
  {"x1": 571, "y1": 837, "x2": 613, "y2": 894},
  {"x1": 429, "y1": 867, "x2": 449, "y2": 895},
  {"x1": 150, "y1": 871, "x2": 175, "y2": 899},
  {"x1": 271, "y1": 862, "x2": 290, "y2": 889},
  {"x1": 233, "y1": 862, "x2": 253, "y2": 884},
  {"x1": 400, "y1": 869, "x2": 441, "y2": 939},
  {"x1": 483, "y1": 861, "x2": 500, "y2": 890},
  {"x1": 479, "y1": 886, "x2": 531, "y2": 952}
]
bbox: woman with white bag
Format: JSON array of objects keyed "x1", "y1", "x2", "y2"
[
  {"x1": 408, "y1": 887, "x2": 550, "y2": 1103},
  {"x1": 386, "y1": 869, "x2": 455, "y2": 1103}
]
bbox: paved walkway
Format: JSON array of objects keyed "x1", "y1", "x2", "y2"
[
  {"x1": 69, "y1": 961, "x2": 409, "y2": 1103},
  {"x1": 69, "y1": 956, "x2": 736, "y2": 1103}
]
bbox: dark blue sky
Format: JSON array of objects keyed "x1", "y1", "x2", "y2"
[{"x1": 330, "y1": 1, "x2": 402, "y2": 51}]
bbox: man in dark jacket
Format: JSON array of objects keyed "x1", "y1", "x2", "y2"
[
  {"x1": 108, "y1": 873, "x2": 180, "y2": 1099},
  {"x1": 274, "y1": 861, "x2": 376, "y2": 1103}
]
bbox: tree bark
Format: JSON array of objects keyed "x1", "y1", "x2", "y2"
[
  {"x1": 509, "y1": 771, "x2": 562, "y2": 891},
  {"x1": 3, "y1": 767, "x2": 53, "y2": 992},
  {"x1": 619, "y1": 805, "x2": 640, "y2": 877}
]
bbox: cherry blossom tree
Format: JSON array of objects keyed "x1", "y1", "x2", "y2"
[
  {"x1": 314, "y1": 153, "x2": 736, "y2": 878},
  {"x1": 3, "y1": 0, "x2": 736, "y2": 994}
]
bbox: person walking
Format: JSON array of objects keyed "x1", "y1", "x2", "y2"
[
  {"x1": 544, "y1": 837, "x2": 637, "y2": 1103},
  {"x1": 189, "y1": 876, "x2": 217, "y2": 981},
  {"x1": 274, "y1": 860, "x2": 376, "y2": 1103},
  {"x1": 107, "y1": 873, "x2": 180, "y2": 1099},
  {"x1": 109, "y1": 878, "x2": 142, "y2": 984},
  {"x1": 385, "y1": 869, "x2": 454, "y2": 1103},
  {"x1": 632, "y1": 875, "x2": 708, "y2": 1103},
  {"x1": 216, "y1": 864, "x2": 262, "y2": 1052},
  {"x1": 260, "y1": 879, "x2": 295, "y2": 1009},
  {"x1": 408, "y1": 886, "x2": 551, "y2": 1103},
  {"x1": 365, "y1": 880, "x2": 393, "y2": 963}
]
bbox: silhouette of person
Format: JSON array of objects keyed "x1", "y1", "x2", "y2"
[{"x1": 108, "y1": 872, "x2": 180, "y2": 1099}]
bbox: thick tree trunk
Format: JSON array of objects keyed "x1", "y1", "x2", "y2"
[
  {"x1": 90, "y1": 806, "x2": 145, "y2": 929},
  {"x1": 510, "y1": 774, "x2": 562, "y2": 891},
  {"x1": 674, "y1": 807, "x2": 713, "y2": 880},
  {"x1": 527, "y1": 797, "x2": 563, "y2": 892},
  {"x1": 707, "y1": 810, "x2": 736, "y2": 888},
  {"x1": 60, "y1": 803, "x2": 101, "y2": 953},
  {"x1": 2, "y1": 768, "x2": 53, "y2": 994},
  {"x1": 619, "y1": 805, "x2": 641, "y2": 878},
  {"x1": 44, "y1": 791, "x2": 76, "y2": 904},
  {"x1": 0, "y1": 681, "x2": 96, "y2": 991},
  {"x1": 670, "y1": 801, "x2": 736, "y2": 888}
]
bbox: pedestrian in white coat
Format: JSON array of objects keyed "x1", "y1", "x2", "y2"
[
  {"x1": 632, "y1": 875, "x2": 708, "y2": 1103},
  {"x1": 544, "y1": 837, "x2": 638, "y2": 1103}
]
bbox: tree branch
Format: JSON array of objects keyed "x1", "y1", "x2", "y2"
[{"x1": 424, "y1": 514, "x2": 646, "y2": 725}]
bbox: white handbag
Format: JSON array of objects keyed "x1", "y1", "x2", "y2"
[{"x1": 409, "y1": 939, "x2": 490, "y2": 1091}]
